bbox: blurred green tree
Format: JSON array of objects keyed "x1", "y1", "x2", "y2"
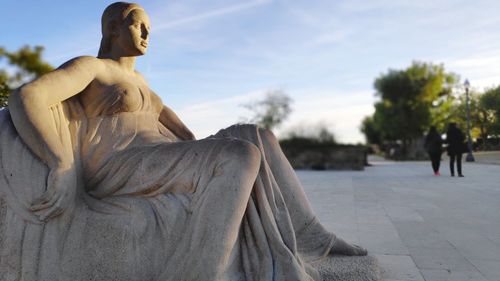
[
  {"x1": 0, "y1": 45, "x2": 53, "y2": 107},
  {"x1": 480, "y1": 85, "x2": 500, "y2": 137},
  {"x1": 283, "y1": 122, "x2": 336, "y2": 144},
  {"x1": 360, "y1": 116, "x2": 381, "y2": 145},
  {"x1": 362, "y1": 61, "x2": 458, "y2": 156},
  {"x1": 449, "y1": 93, "x2": 488, "y2": 148},
  {"x1": 445, "y1": 87, "x2": 500, "y2": 149},
  {"x1": 241, "y1": 90, "x2": 292, "y2": 130}
]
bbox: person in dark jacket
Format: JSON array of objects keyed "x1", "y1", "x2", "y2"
[
  {"x1": 445, "y1": 123, "x2": 465, "y2": 177},
  {"x1": 424, "y1": 126, "x2": 443, "y2": 176}
]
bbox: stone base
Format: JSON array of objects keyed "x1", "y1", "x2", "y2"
[{"x1": 311, "y1": 255, "x2": 381, "y2": 281}]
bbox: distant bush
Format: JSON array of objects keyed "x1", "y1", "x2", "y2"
[{"x1": 279, "y1": 133, "x2": 368, "y2": 170}]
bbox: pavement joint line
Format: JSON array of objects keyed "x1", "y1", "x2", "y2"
[{"x1": 300, "y1": 156, "x2": 500, "y2": 281}]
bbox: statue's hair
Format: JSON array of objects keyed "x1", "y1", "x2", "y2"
[{"x1": 97, "y1": 2, "x2": 144, "y2": 58}]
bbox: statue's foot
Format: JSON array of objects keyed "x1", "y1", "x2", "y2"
[{"x1": 329, "y1": 237, "x2": 368, "y2": 256}]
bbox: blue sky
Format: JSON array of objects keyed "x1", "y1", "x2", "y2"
[{"x1": 2, "y1": 0, "x2": 500, "y2": 142}]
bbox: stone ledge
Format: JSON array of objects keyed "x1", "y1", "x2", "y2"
[{"x1": 311, "y1": 255, "x2": 381, "y2": 281}]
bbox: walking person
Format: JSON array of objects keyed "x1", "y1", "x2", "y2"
[
  {"x1": 445, "y1": 123, "x2": 465, "y2": 177},
  {"x1": 424, "y1": 126, "x2": 443, "y2": 176}
]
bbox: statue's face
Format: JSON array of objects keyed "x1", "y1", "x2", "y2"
[{"x1": 115, "y1": 9, "x2": 151, "y2": 56}]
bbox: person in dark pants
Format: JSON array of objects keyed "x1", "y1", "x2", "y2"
[
  {"x1": 445, "y1": 123, "x2": 465, "y2": 177},
  {"x1": 424, "y1": 126, "x2": 443, "y2": 176}
]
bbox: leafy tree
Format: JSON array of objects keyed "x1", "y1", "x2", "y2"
[
  {"x1": 445, "y1": 87, "x2": 500, "y2": 149},
  {"x1": 449, "y1": 93, "x2": 488, "y2": 148},
  {"x1": 317, "y1": 127, "x2": 335, "y2": 144},
  {"x1": 0, "y1": 45, "x2": 53, "y2": 107},
  {"x1": 366, "y1": 61, "x2": 457, "y2": 155},
  {"x1": 428, "y1": 94, "x2": 457, "y2": 133},
  {"x1": 480, "y1": 85, "x2": 500, "y2": 137},
  {"x1": 360, "y1": 116, "x2": 381, "y2": 145},
  {"x1": 283, "y1": 122, "x2": 336, "y2": 144},
  {"x1": 241, "y1": 90, "x2": 292, "y2": 130}
]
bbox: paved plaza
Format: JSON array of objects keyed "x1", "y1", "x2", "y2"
[{"x1": 299, "y1": 156, "x2": 500, "y2": 281}]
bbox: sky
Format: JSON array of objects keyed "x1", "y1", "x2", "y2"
[{"x1": 2, "y1": 0, "x2": 500, "y2": 143}]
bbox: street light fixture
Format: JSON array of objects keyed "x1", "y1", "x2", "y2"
[{"x1": 464, "y1": 79, "x2": 475, "y2": 162}]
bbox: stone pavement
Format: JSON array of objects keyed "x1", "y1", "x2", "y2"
[{"x1": 298, "y1": 158, "x2": 500, "y2": 281}]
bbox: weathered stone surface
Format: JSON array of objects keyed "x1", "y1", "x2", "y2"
[
  {"x1": 313, "y1": 255, "x2": 381, "y2": 281},
  {"x1": 0, "y1": 2, "x2": 374, "y2": 280}
]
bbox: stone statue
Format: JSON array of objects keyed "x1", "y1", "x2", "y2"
[{"x1": 0, "y1": 2, "x2": 368, "y2": 280}]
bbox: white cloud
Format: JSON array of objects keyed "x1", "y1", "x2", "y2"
[
  {"x1": 277, "y1": 90, "x2": 375, "y2": 143},
  {"x1": 445, "y1": 52, "x2": 500, "y2": 90},
  {"x1": 177, "y1": 88, "x2": 375, "y2": 144},
  {"x1": 6, "y1": 0, "x2": 499, "y2": 145},
  {"x1": 177, "y1": 89, "x2": 267, "y2": 138},
  {"x1": 153, "y1": 0, "x2": 272, "y2": 31},
  {"x1": 308, "y1": 30, "x2": 353, "y2": 47}
]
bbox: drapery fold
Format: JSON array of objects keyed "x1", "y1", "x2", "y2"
[{"x1": 0, "y1": 105, "x2": 333, "y2": 280}]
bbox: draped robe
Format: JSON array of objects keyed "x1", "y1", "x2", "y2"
[{"x1": 0, "y1": 97, "x2": 335, "y2": 281}]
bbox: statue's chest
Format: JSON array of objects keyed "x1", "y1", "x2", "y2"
[
  {"x1": 82, "y1": 81, "x2": 153, "y2": 116},
  {"x1": 105, "y1": 81, "x2": 146, "y2": 112}
]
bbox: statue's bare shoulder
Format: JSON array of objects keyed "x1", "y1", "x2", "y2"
[
  {"x1": 58, "y1": 56, "x2": 105, "y2": 75},
  {"x1": 10, "y1": 56, "x2": 106, "y2": 108}
]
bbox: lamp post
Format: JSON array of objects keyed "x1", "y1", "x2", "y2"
[{"x1": 464, "y1": 79, "x2": 475, "y2": 162}]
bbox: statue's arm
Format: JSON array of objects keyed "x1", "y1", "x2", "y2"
[
  {"x1": 9, "y1": 56, "x2": 101, "y2": 168},
  {"x1": 159, "y1": 105, "x2": 196, "y2": 141},
  {"x1": 8, "y1": 56, "x2": 102, "y2": 221}
]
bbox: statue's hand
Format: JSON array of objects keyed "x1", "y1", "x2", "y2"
[{"x1": 30, "y1": 165, "x2": 77, "y2": 222}]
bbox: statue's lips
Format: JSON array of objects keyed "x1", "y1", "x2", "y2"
[{"x1": 140, "y1": 42, "x2": 148, "y2": 48}]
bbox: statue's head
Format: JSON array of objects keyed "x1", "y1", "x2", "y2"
[{"x1": 98, "y1": 2, "x2": 150, "y2": 58}]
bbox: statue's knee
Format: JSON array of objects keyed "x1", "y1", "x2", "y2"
[
  {"x1": 224, "y1": 139, "x2": 261, "y2": 169},
  {"x1": 258, "y1": 127, "x2": 279, "y2": 146}
]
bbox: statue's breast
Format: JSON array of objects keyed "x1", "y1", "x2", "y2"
[
  {"x1": 80, "y1": 78, "x2": 157, "y2": 118},
  {"x1": 103, "y1": 82, "x2": 143, "y2": 114}
]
